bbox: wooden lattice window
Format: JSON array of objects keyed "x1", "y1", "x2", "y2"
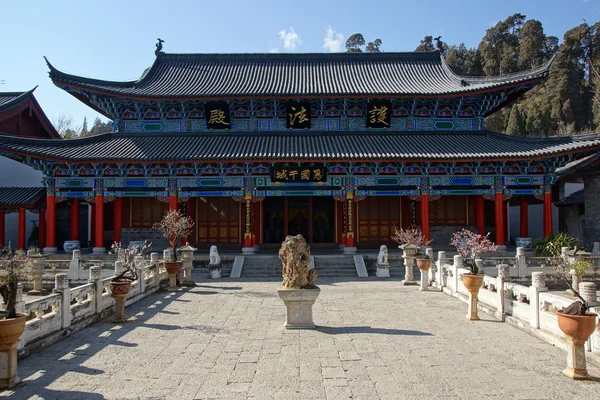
[
  {"x1": 429, "y1": 196, "x2": 475, "y2": 226},
  {"x1": 196, "y1": 197, "x2": 239, "y2": 244},
  {"x1": 358, "y1": 197, "x2": 401, "y2": 243},
  {"x1": 131, "y1": 198, "x2": 168, "y2": 227}
]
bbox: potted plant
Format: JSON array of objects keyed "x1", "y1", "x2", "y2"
[
  {"x1": 0, "y1": 245, "x2": 30, "y2": 388},
  {"x1": 153, "y1": 210, "x2": 194, "y2": 291},
  {"x1": 546, "y1": 244, "x2": 597, "y2": 379},
  {"x1": 109, "y1": 241, "x2": 150, "y2": 323},
  {"x1": 450, "y1": 229, "x2": 498, "y2": 320},
  {"x1": 392, "y1": 225, "x2": 431, "y2": 257},
  {"x1": 277, "y1": 235, "x2": 319, "y2": 329}
]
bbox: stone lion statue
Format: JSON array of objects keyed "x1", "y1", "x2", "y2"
[
  {"x1": 209, "y1": 245, "x2": 220, "y2": 265},
  {"x1": 279, "y1": 235, "x2": 317, "y2": 288},
  {"x1": 377, "y1": 245, "x2": 388, "y2": 264}
]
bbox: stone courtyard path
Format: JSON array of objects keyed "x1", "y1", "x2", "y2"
[{"x1": 2, "y1": 275, "x2": 600, "y2": 399}]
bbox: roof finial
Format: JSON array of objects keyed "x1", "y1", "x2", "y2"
[
  {"x1": 155, "y1": 38, "x2": 165, "y2": 56},
  {"x1": 434, "y1": 36, "x2": 444, "y2": 53}
]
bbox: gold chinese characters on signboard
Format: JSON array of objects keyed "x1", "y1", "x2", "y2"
[
  {"x1": 272, "y1": 165, "x2": 326, "y2": 183},
  {"x1": 286, "y1": 100, "x2": 311, "y2": 129},
  {"x1": 205, "y1": 101, "x2": 231, "y2": 129},
  {"x1": 366, "y1": 100, "x2": 392, "y2": 129}
]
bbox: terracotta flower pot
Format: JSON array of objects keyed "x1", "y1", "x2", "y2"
[
  {"x1": 110, "y1": 281, "x2": 132, "y2": 323},
  {"x1": 0, "y1": 313, "x2": 27, "y2": 389},
  {"x1": 164, "y1": 261, "x2": 182, "y2": 275},
  {"x1": 416, "y1": 258, "x2": 432, "y2": 271},
  {"x1": 462, "y1": 274, "x2": 484, "y2": 293},
  {"x1": 556, "y1": 311, "x2": 598, "y2": 379},
  {"x1": 110, "y1": 281, "x2": 132, "y2": 297}
]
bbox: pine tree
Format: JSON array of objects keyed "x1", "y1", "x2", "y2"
[
  {"x1": 415, "y1": 36, "x2": 435, "y2": 52},
  {"x1": 506, "y1": 106, "x2": 526, "y2": 136},
  {"x1": 81, "y1": 117, "x2": 88, "y2": 136}
]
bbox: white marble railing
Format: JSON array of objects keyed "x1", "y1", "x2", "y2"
[
  {"x1": 6, "y1": 252, "x2": 169, "y2": 356},
  {"x1": 431, "y1": 249, "x2": 600, "y2": 360}
]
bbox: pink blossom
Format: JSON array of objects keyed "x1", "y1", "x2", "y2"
[
  {"x1": 450, "y1": 229, "x2": 498, "y2": 260},
  {"x1": 391, "y1": 226, "x2": 432, "y2": 247}
]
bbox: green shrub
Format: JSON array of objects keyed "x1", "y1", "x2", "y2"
[{"x1": 533, "y1": 232, "x2": 583, "y2": 257}]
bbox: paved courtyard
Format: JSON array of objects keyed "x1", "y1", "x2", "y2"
[{"x1": 2, "y1": 275, "x2": 600, "y2": 399}]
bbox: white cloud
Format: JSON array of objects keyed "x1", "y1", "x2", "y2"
[
  {"x1": 323, "y1": 26, "x2": 344, "y2": 52},
  {"x1": 268, "y1": 40, "x2": 279, "y2": 53},
  {"x1": 278, "y1": 27, "x2": 302, "y2": 50}
]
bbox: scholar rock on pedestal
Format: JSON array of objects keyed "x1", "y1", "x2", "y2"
[
  {"x1": 277, "y1": 235, "x2": 320, "y2": 329},
  {"x1": 376, "y1": 245, "x2": 390, "y2": 278}
]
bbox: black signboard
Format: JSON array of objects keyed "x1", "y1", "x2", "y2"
[
  {"x1": 286, "y1": 100, "x2": 311, "y2": 129},
  {"x1": 206, "y1": 101, "x2": 231, "y2": 130},
  {"x1": 366, "y1": 99, "x2": 392, "y2": 129},
  {"x1": 271, "y1": 165, "x2": 327, "y2": 183}
]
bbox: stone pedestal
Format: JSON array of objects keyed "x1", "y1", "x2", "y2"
[
  {"x1": 27, "y1": 250, "x2": 47, "y2": 296},
  {"x1": 376, "y1": 262, "x2": 390, "y2": 278},
  {"x1": 92, "y1": 247, "x2": 107, "y2": 254},
  {"x1": 462, "y1": 275, "x2": 484, "y2": 321},
  {"x1": 277, "y1": 288, "x2": 320, "y2": 329},
  {"x1": 564, "y1": 337, "x2": 592, "y2": 379},
  {"x1": 242, "y1": 247, "x2": 256, "y2": 254},
  {"x1": 110, "y1": 282, "x2": 131, "y2": 323},
  {"x1": 209, "y1": 264, "x2": 222, "y2": 279},
  {"x1": 164, "y1": 261, "x2": 182, "y2": 291},
  {"x1": 178, "y1": 243, "x2": 197, "y2": 287},
  {"x1": 0, "y1": 315, "x2": 26, "y2": 389}
]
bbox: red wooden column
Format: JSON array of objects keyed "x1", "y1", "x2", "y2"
[
  {"x1": 94, "y1": 191, "x2": 105, "y2": 252},
  {"x1": 90, "y1": 203, "x2": 96, "y2": 245},
  {"x1": 543, "y1": 190, "x2": 553, "y2": 237},
  {"x1": 475, "y1": 195, "x2": 486, "y2": 236},
  {"x1": 494, "y1": 192, "x2": 505, "y2": 247},
  {"x1": 420, "y1": 193, "x2": 430, "y2": 242},
  {"x1": 252, "y1": 201, "x2": 260, "y2": 246},
  {"x1": 114, "y1": 197, "x2": 123, "y2": 244},
  {"x1": 340, "y1": 202, "x2": 347, "y2": 246},
  {"x1": 503, "y1": 200, "x2": 508, "y2": 242},
  {"x1": 520, "y1": 196, "x2": 528, "y2": 238},
  {"x1": 169, "y1": 194, "x2": 178, "y2": 212},
  {"x1": 346, "y1": 194, "x2": 355, "y2": 248},
  {"x1": 70, "y1": 199, "x2": 79, "y2": 241},
  {"x1": 18, "y1": 209, "x2": 26, "y2": 250},
  {"x1": 46, "y1": 191, "x2": 57, "y2": 252},
  {"x1": 243, "y1": 194, "x2": 253, "y2": 249},
  {"x1": 0, "y1": 210, "x2": 5, "y2": 247},
  {"x1": 38, "y1": 210, "x2": 45, "y2": 249}
]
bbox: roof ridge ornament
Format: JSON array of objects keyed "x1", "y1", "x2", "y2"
[{"x1": 155, "y1": 38, "x2": 165, "y2": 57}]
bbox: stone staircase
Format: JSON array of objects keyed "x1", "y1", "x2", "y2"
[{"x1": 240, "y1": 254, "x2": 359, "y2": 278}]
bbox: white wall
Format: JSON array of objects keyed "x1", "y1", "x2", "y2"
[{"x1": 0, "y1": 156, "x2": 44, "y2": 248}]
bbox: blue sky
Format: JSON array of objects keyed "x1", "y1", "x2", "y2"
[{"x1": 1, "y1": 0, "x2": 598, "y2": 130}]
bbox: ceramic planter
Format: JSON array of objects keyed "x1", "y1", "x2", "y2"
[
  {"x1": 164, "y1": 261, "x2": 182, "y2": 291},
  {"x1": 416, "y1": 258, "x2": 432, "y2": 270},
  {"x1": 0, "y1": 313, "x2": 27, "y2": 389},
  {"x1": 110, "y1": 281, "x2": 132, "y2": 323},
  {"x1": 63, "y1": 240, "x2": 80, "y2": 253},
  {"x1": 462, "y1": 274, "x2": 484, "y2": 321},
  {"x1": 557, "y1": 311, "x2": 598, "y2": 379}
]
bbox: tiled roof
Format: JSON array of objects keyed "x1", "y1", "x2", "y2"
[
  {"x1": 45, "y1": 52, "x2": 552, "y2": 99},
  {"x1": 555, "y1": 189, "x2": 584, "y2": 207},
  {"x1": 0, "y1": 187, "x2": 45, "y2": 207},
  {"x1": 0, "y1": 131, "x2": 597, "y2": 163},
  {"x1": 0, "y1": 91, "x2": 30, "y2": 112}
]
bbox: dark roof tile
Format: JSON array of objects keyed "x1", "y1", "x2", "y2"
[{"x1": 0, "y1": 187, "x2": 46, "y2": 207}]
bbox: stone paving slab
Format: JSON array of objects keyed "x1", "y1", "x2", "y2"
[{"x1": 2, "y1": 275, "x2": 600, "y2": 399}]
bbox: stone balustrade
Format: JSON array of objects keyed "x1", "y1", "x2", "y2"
[{"x1": 4, "y1": 252, "x2": 169, "y2": 358}]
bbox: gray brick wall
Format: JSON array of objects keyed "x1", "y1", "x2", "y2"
[
  {"x1": 120, "y1": 228, "x2": 169, "y2": 251},
  {"x1": 584, "y1": 174, "x2": 600, "y2": 250}
]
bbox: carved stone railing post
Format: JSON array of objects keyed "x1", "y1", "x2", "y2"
[
  {"x1": 27, "y1": 250, "x2": 46, "y2": 295},
  {"x1": 88, "y1": 266, "x2": 103, "y2": 313},
  {"x1": 530, "y1": 271, "x2": 547, "y2": 328},
  {"x1": 496, "y1": 264, "x2": 510, "y2": 319},
  {"x1": 436, "y1": 251, "x2": 446, "y2": 289},
  {"x1": 54, "y1": 273, "x2": 71, "y2": 329},
  {"x1": 14, "y1": 283, "x2": 25, "y2": 316},
  {"x1": 425, "y1": 247, "x2": 434, "y2": 285},
  {"x1": 150, "y1": 252, "x2": 160, "y2": 287},
  {"x1": 69, "y1": 249, "x2": 81, "y2": 281},
  {"x1": 452, "y1": 255, "x2": 462, "y2": 294},
  {"x1": 138, "y1": 260, "x2": 146, "y2": 294},
  {"x1": 580, "y1": 282, "x2": 597, "y2": 307},
  {"x1": 516, "y1": 247, "x2": 527, "y2": 278}
]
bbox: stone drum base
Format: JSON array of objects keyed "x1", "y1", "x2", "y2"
[{"x1": 277, "y1": 288, "x2": 320, "y2": 329}]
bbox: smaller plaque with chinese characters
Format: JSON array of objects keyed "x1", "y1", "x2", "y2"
[
  {"x1": 206, "y1": 101, "x2": 231, "y2": 130},
  {"x1": 366, "y1": 100, "x2": 392, "y2": 129},
  {"x1": 271, "y1": 165, "x2": 326, "y2": 183},
  {"x1": 286, "y1": 100, "x2": 311, "y2": 129}
]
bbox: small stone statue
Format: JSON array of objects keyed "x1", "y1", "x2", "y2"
[
  {"x1": 209, "y1": 245, "x2": 220, "y2": 265},
  {"x1": 377, "y1": 245, "x2": 388, "y2": 264},
  {"x1": 376, "y1": 244, "x2": 390, "y2": 278},
  {"x1": 279, "y1": 235, "x2": 317, "y2": 288},
  {"x1": 155, "y1": 38, "x2": 165, "y2": 56}
]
